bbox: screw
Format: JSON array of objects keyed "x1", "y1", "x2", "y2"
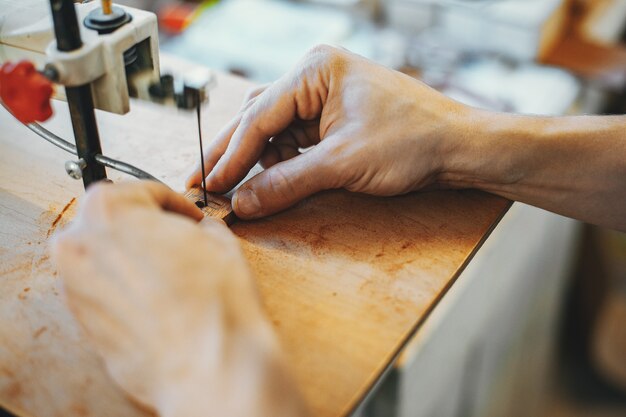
[
  {"x1": 65, "y1": 159, "x2": 87, "y2": 180},
  {"x1": 42, "y1": 64, "x2": 60, "y2": 82}
]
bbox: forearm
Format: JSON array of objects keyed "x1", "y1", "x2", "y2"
[{"x1": 441, "y1": 110, "x2": 626, "y2": 231}]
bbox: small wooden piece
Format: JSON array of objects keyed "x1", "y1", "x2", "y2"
[{"x1": 183, "y1": 186, "x2": 236, "y2": 225}]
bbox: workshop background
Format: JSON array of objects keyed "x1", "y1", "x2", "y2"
[{"x1": 3, "y1": 0, "x2": 626, "y2": 416}]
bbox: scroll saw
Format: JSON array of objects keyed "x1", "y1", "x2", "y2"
[{"x1": 0, "y1": 0, "x2": 234, "y2": 224}]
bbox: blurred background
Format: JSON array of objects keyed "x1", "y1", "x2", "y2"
[{"x1": 81, "y1": 0, "x2": 626, "y2": 416}]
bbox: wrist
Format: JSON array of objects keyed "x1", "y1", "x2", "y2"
[{"x1": 437, "y1": 106, "x2": 529, "y2": 192}]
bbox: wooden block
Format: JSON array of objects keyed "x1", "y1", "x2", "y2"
[{"x1": 183, "y1": 186, "x2": 236, "y2": 225}]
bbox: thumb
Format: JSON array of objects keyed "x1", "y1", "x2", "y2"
[{"x1": 232, "y1": 146, "x2": 333, "y2": 219}]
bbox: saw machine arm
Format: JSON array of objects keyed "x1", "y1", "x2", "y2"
[{"x1": 0, "y1": 0, "x2": 217, "y2": 208}]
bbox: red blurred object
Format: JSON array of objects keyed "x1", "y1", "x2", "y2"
[
  {"x1": 0, "y1": 60, "x2": 53, "y2": 124},
  {"x1": 159, "y1": 3, "x2": 198, "y2": 34}
]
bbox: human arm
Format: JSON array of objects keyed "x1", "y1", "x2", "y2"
[
  {"x1": 51, "y1": 181, "x2": 308, "y2": 417},
  {"x1": 186, "y1": 45, "x2": 626, "y2": 232},
  {"x1": 441, "y1": 111, "x2": 626, "y2": 231}
]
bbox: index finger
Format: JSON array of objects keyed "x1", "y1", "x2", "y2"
[
  {"x1": 203, "y1": 80, "x2": 300, "y2": 192},
  {"x1": 82, "y1": 181, "x2": 204, "y2": 223},
  {"x1": 185, "y1": 84, "x2": 270, "y2": 189},
  {"x1": 204, "y1": 49, "x2": 331, "y2": 193},
  {"x1": 141, "y1": 181, "x2": 205, "y2": 221}
]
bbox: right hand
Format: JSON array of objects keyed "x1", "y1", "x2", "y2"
[{"x1": 186, "y1": 45, "x2": 472, "y2": 219}]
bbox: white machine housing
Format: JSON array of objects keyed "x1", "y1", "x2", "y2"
[{"x1": 0, "y1": 0, "x2": 162, "y2": 114}]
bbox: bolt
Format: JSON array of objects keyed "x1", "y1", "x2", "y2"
[
  {"x1": 43, "y1": 64, "x2": 60, "y2": 82},
  {"x1": 65, "y1": 159, "x2": 87, "y2": 180}
]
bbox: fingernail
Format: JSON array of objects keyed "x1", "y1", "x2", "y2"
[{"x1": 234, "y1": 188, "x2": 261, "y2": 216}]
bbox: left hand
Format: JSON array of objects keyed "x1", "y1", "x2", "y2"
[{"x1": 52, "y1": 181, "x2": 307, "y2": 417}]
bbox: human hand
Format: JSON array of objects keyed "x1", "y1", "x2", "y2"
[
  {"x1": 52, "y1": 181, "x2": 307, "y2": 417},
  {"x1": 186, "y1": 45, "x2": 472, "y2": 219}
]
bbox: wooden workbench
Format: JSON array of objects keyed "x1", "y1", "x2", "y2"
[{"x1": 0, "y1": 68, "x2": 510, "y2": 417}]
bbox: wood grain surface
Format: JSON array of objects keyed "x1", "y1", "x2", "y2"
[{"x1": 0, "y1": 62, "x2": 510, "y2": 417}]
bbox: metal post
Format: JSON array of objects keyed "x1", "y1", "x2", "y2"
[{"x1": 49, "y1": 0, "x2": 107, "y2": 188}]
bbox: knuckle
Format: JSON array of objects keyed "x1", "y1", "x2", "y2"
[
  {"x1": 306, "y1": 44, "x2": 343, "y2": 66},
  {"x1": 239, "y1": 107, "x2": 255, "y2": 127},
  {"x1": 306, "y1": 44, "x2": 335, "y2": 58},
  {"x1": 239, "y1": 95, "x2": 258, "y2": 112},
  {"x1": 243, "y1": 85, "x2": 264, "y2": 102},
  {"x1": 209, "y1": 166, "x2": 234, "y2": 190},
  {"x1": 243, "y1": 86, "x2": 258, "y2": 101},
  {"x1": 267, "y1": 166, "x2": 297, "y2": 201},
  {"x1": 301, "y1": 44, "x2": 346, "y2": 81},
  {"x1": 240, "y1": 108, "x2": 267, "y2": 137}
]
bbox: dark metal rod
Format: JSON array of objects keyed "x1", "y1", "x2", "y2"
[
  {"x1": 65, "y1": 86, "x2": 107, "y2": 187},
  {"x1": 196, "y1": 91, "x2": 208, "y2": 207},
  {"x1": 50, "y1": 0, "x2": 82, "y2": 52},
  {"x1": 49, "y1": 0, "x2": 107, "y2": 189}
]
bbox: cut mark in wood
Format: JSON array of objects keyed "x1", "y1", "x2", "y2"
[
  {"x1": 46, "y1": 198, "x2": 76, "y2": 238},
  {"x1": 184, "y1": 186, "x2": 236, "y2": 225}
]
